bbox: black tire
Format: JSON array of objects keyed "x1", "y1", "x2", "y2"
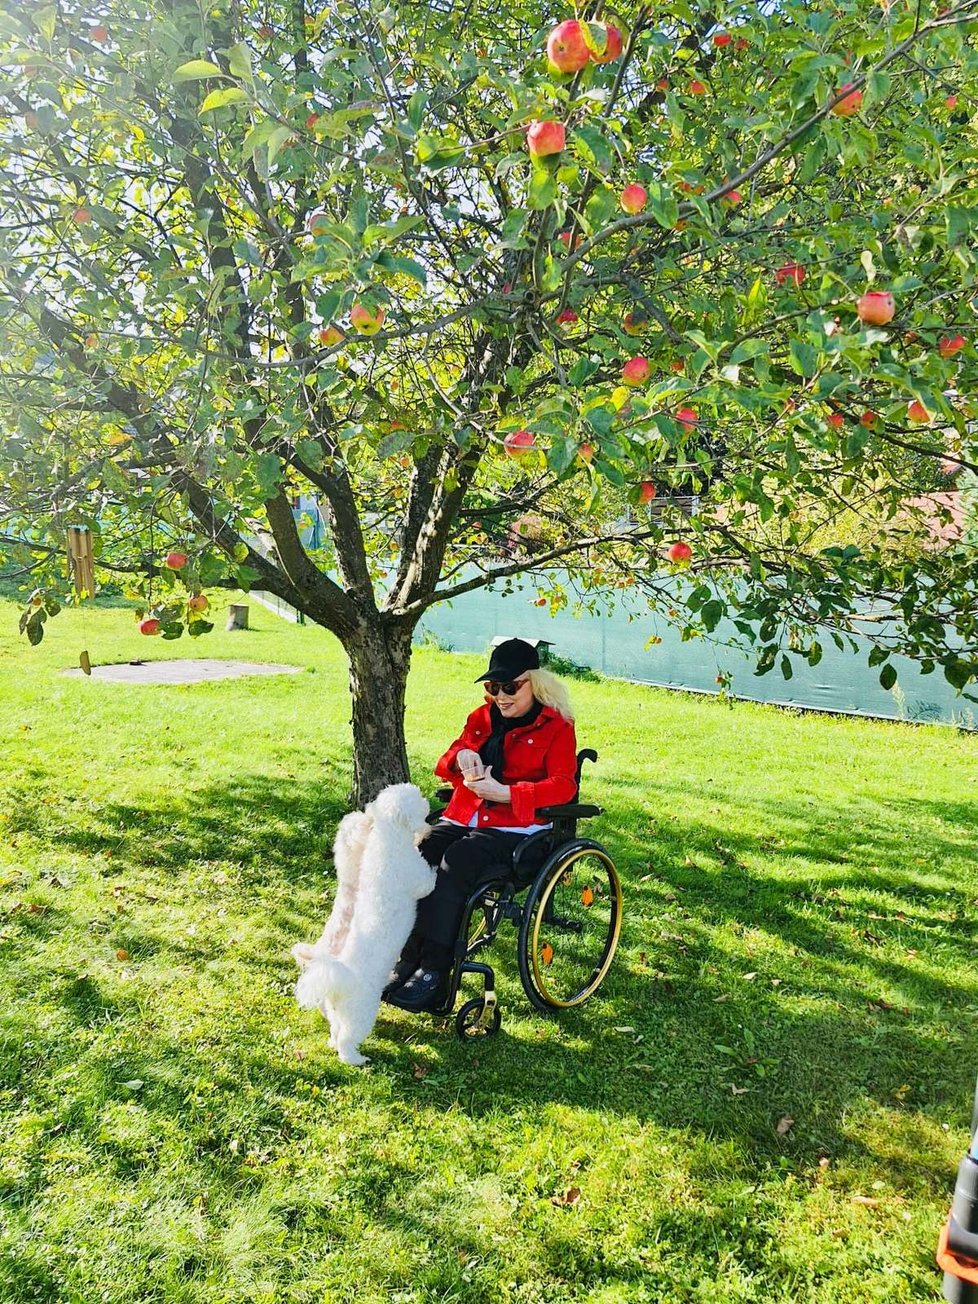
[
  {"x1": 455, "y1": 997, "x2": 502, "y2": 1039},
  {"x1": 518, "y1": 841, "x2": 622, "y2": 1012}
]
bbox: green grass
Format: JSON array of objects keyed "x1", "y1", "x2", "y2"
[{"x1": 1, "y1": 595, "x2": 976, "y2": 1303}]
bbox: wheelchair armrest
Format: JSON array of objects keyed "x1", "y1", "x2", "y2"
[{"x1": 537, "y1": 802, "x2": 603, "y2": 819}]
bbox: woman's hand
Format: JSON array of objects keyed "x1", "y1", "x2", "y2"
[
  {"x1": 463, "y1": 766, "x2": 510, "y2": 804},
  {"x1": 455, "y1": 749, "x2": 484, "y2": 780}
]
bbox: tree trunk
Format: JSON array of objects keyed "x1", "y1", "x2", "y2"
[{"x1": 345, "y1": 617, "x2": 418, "y2": 808}]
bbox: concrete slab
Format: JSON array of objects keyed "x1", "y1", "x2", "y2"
[{"x1": 61, "y1": 659, "x2": 304, "y2": 685}]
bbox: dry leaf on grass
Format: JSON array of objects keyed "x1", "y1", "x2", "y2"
[
  {"x1": 776, "y1": 1115, "x2": 795, "y2": 1135},
  {"x1": 552, "y1": 1186, "x2": 581, "y2": 1207}
]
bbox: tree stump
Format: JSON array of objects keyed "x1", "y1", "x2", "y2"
[{"x1": 226, "y1": 604, "x2": 249, "y2": 631}]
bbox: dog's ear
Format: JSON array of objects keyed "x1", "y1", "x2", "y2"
[{"x1": 292, "y1": 942, "x2": 315, "y2": 970}]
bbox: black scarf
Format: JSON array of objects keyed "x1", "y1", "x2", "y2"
[{"x1": 478, "y1": 700, "x2": 542, "y2": 785}]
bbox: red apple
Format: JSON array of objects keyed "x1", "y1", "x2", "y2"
[
  {"x1": 623, "y1": 310, "x2": 648, "y2": 336},
  {"x1": 501, "y1": 281, "x2": 513, "y2": 294},
  {"x1": 350, "y1": 303, "x2": 385, "y2": 335},
  {"x1": 590, "y1": 23, "x2": 623, "y2": 64},
  {"x1": 656, "y1": 78, "x2": 669, "y2": 91},
  {"x1": 667, "y1": 541, "x2": 693, "y2": 564},
  {"x1": 578, "y1": 443, "x2": 595, "y2": 463},
  {"x1": 713, "y1": 31, "x2": 732, "y2": 46},
  {"x1": 620, "y1": 183, "x2": 647, "y2": 214},
  {"x1": 676, "y1": 406, "x2": 698, "y2": 432},
  {"x1": 139, "y1": 617, "x2": 160, "y2": 636},
  {"x1": 526, "y1": 120, "x2": 566, "y2": 158},
  {"x1": 907, "y1": 399, "x2": 930, "y2": 424},
  {"x1": 688, "y1": 80, "x2": 706, "y2": 96},
  {"x1": 187, "y1": 593, "x2": 209, "y2": 613},
  {"x1": 546, "y1": 20, "x2": 591, "y2": 74},
  {"x1": 622, "y1": 356, "x2": 651, "y2": 386},
  {"x1": 856, "y1": 290, "x2": 894, "y2": 325},
  {"x1": 735, "y1": 37, "x2": 749, "y2": 51},
  {"x1": 306, "y1": 112, "x2": 320, "y2": 130},
  {"x1": 165, "y1": 550, "x2": 188, "y2": 570},
  {"x1": 637, "y1": 481, "x2": 657, "y2": 504},
  {"x1": 504, "y1": 429, "x2": 535, "y2": 457},
  {"x1": 946, "y1": 94, "x2": 958, "y2": 109},
  {"x1": 775, "y1": 263, "x2": 806, "y2": 287},
  {"x1": 721, "y1": 189, "x2": 743, "y2": 208},
  {"x1": 831, "y1": 83, "x2": 863, "y2": 116},
  {"x1": 534, "y1": 596, "x2": 548, "y2": 607},
  {"x1": 318, "y1": 324, "x2": 344, "y2": 347},
  {"x1": 556, "y1": 309, "x2": 579, "y2": 324},
  {"x1": 72, "y1": 206, "x2": 91, "y2": 225},
  {"x1": 826, "y1": 412, "x2": 844, "y2": 430},
  {"x1": 557, "y1": 230, "x2": 582, "y2": 250},
  {"x1": 84, "y1": 333, "x2": 98, "y2": 348},
  {"x1": 670, "y1": 359, "x2": 685, "y2": 374},
  {"x1": 258, "y1": 24, "x2": 274, "y2": 37},
  {"x1": 90, "y1": 24, "x2": 109, "y2": 42},
  {"x1": 860, "y1": 410, "x2": 878, "y2": 428},
  {"x1": 939, "y1": 333, "x2": 966, "y2": 358}
]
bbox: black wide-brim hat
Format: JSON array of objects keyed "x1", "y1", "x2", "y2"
[{"x1": 474, "y1": 638, "x2": 540, "y2": 683}]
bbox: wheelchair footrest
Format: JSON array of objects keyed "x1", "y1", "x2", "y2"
[{"x1": 546, "y1": 913, "x2": 584, "y2": 932}]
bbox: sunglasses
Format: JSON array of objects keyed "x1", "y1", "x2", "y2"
[{"x1": 485, "y1": 678, "x2": 529, "y2": 697}]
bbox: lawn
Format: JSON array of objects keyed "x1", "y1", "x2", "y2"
[{"x1": 1, "y1": 595, "x2": 976, "y2": 1304}]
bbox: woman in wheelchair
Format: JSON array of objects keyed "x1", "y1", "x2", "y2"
[{"x1": 384, "y1": 638, "x2": 578, "y2": 1013}]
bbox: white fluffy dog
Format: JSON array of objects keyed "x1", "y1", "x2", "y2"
[{"x1": 293, "y1": 783, "x2": 436, "y2": 1066}]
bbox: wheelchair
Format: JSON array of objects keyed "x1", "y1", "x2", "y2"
[{"x1": 426, "y1": 749, "x2": 623, "y2": 1040}]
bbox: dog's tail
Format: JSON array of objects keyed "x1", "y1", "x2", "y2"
[{"x1": 292, "y1": 944, "x2": 356, "y2": 1010}]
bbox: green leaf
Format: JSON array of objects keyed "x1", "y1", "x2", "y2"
[
  {"x1": 528, "y1": 166, "x2": 557, "y2": 211},
  {"x1": 788, "y1": 338, "x2": 818, "y2": 378},
  {"x1": 187, "y1": 619, "x2": 214, "y2": 638},
  {"x1": 571, "y1": 125, "x2": 615, "y2": 176},
  {"x1": 255, "y1": 452, "x2": 283, "y2": 498},
  {"x1": 568, "y1": 357, "x2": 600, "y2": 386},
  {"x1": 878, "y1": 663, "x2": 897, "y2": 690},
  {"x1": 226, "y1": 42, "x2": 255, "y2": 88},
  {"x1": 646, "y1": 182, "x2": 679, "y2": 231},
  {"x1": 33, "y1": 5, "x2": 57, "y2": 40},
  {"x1": 780, "y1": 654, "x2": 793, "y2": 681},
  {"x1": 375, "y1": 250, "x2": 427, "y2": 286},
  {"x1": 199, "y1": 87, "x2": 250, "y2": 114},
  {"x1": 944, "y1": 659, "x2": 975, "y2": 692},
  {"x1": 266, "y1": 125, "x2": 294, "y2": 165},
  {"x1": 946, "y1": 206, "x2": 977, "y2": 249},
  {"x1": 174, "y1": 59, "x2": 223, "y2": 82}
]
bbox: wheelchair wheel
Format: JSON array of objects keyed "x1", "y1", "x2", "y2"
[
  {"x1": 518, "y1": 841, "x2": 622, "y2": 1012},
  {"x1": 455, "y1": 997, "x2": 502, "y2": 1039}
]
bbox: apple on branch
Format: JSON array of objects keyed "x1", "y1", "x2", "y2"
[
  {"x1": 623, "y1": 310, "x2": 648, "y2": 336},
  {"x1": 620, "y1": 183, "x2": 647, "y2": 214},
  {"x1": 637, "y1": 481, "x2": 657, "y2": 504},
  {"x1": 831, "y1": 83, "x2": 863, "y2": 116},
  {"x1": 939, "y1": 333, "x2": 966, "y2": 358},
  {"x1": 578, "y1": 442, "x2": 595, "y2": 463},
  {"x1": 526, "y1": 120, "x2": 565, "y2": 158},
  {"x1": 826, "y1": 412, "x2": 844, "y2": 430},
  {"x1": 590, "y1": 23, "x2": 623, "y2": 64},
  {"x1": 688, "y1": 80, "x2": 706, "y2": 96},
  {"x1": 546, "y1": 20, "x2": 591, "y2": 73},
  {"x1": 165, "y1": 550, "x2": 188, "y2": 570},
  {"x1": 504, "y1": 429, "x2": 535, "y2": 458},
  {"x1": 667, "y1": 541, "x2": 692, "y2": 564},
  {"x1": 676, "y1": 406, "x2": 698, "y2": 432},
  {"x1": 139, "y1": 617, "x2": 161, "y2": 636},
  {"x1": 187, "y1": 594, "x2": 209, "y2": 613},
  {"x1": 318, "y1": 324, "x2": 344, "y2": 346},
  {"x1": 622, "y1": 356, "x2": 650, "y2": 386},
  {"x1": 350, "y1": 303, "x2": 385, "y2": 335},
  {"x1": 72, "y1": 206, "x2": 92, "y2": 225},
  {"x1": 712, "y1": 31, "x2": 731, "y2": 46},
  {"x1": 556, "y1": 309, "x2": 579, "y2": 324},
  {"x1": 856, "y1": 290, "x2": 894, "y2": 325},
  {"x1": 907, "y1": 399, "x2": 931, "y2": 424},
  {"x1": 775, "y1": 263, "x2": 806, "y2": 287}
]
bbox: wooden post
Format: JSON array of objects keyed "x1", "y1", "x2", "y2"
[
  {"x1": 226, "y1": 603, "x2": 249, "y2": 630},
  {"x1": 67, "y1": 526, "x2": 96, "y2": 598}
]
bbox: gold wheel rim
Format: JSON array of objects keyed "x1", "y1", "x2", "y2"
[{"x1": 529, "y1": 848, "x2": 622, "y2": 1008}]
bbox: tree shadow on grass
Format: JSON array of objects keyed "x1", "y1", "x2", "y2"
[{"x1": 11, "y1": 768, "x2": 978, "y2": 1199}]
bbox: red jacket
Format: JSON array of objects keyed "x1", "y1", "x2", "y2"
[{"x1": 435, "y1": 704, "x2": 578, "y2": 828}]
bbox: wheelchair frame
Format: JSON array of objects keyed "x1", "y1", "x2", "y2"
[{"x1": 427, "y1": 749, "x2": 623, "y2": 1040}]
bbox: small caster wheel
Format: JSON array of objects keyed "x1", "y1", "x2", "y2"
[{"x1": 455, "y1": 997, "x2": 501, "y2": 1040}]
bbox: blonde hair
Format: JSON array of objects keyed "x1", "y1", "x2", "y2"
[{"x1": 526, "y1": 667, "x2": 575, "y2": 721}]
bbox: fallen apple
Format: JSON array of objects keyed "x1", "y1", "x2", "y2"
[
  {"x1": 526, "y1": 119, "x2": 566, "y2": 158},
  {"x1": 856, "y1": 290, "x2": 894, "y2": 325}
]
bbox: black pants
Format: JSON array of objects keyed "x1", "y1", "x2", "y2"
[{"x1": 407, "y1": 821, "x2": 546, "y2": 968}]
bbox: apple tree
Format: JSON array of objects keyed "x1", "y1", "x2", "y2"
[{"x1": 1, "y1": 0, "x2": 977, "y2": 802}]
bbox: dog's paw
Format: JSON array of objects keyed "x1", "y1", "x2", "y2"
[{"x1": 336, "y1": 1046, "x2": 369, "y2": 1067}]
